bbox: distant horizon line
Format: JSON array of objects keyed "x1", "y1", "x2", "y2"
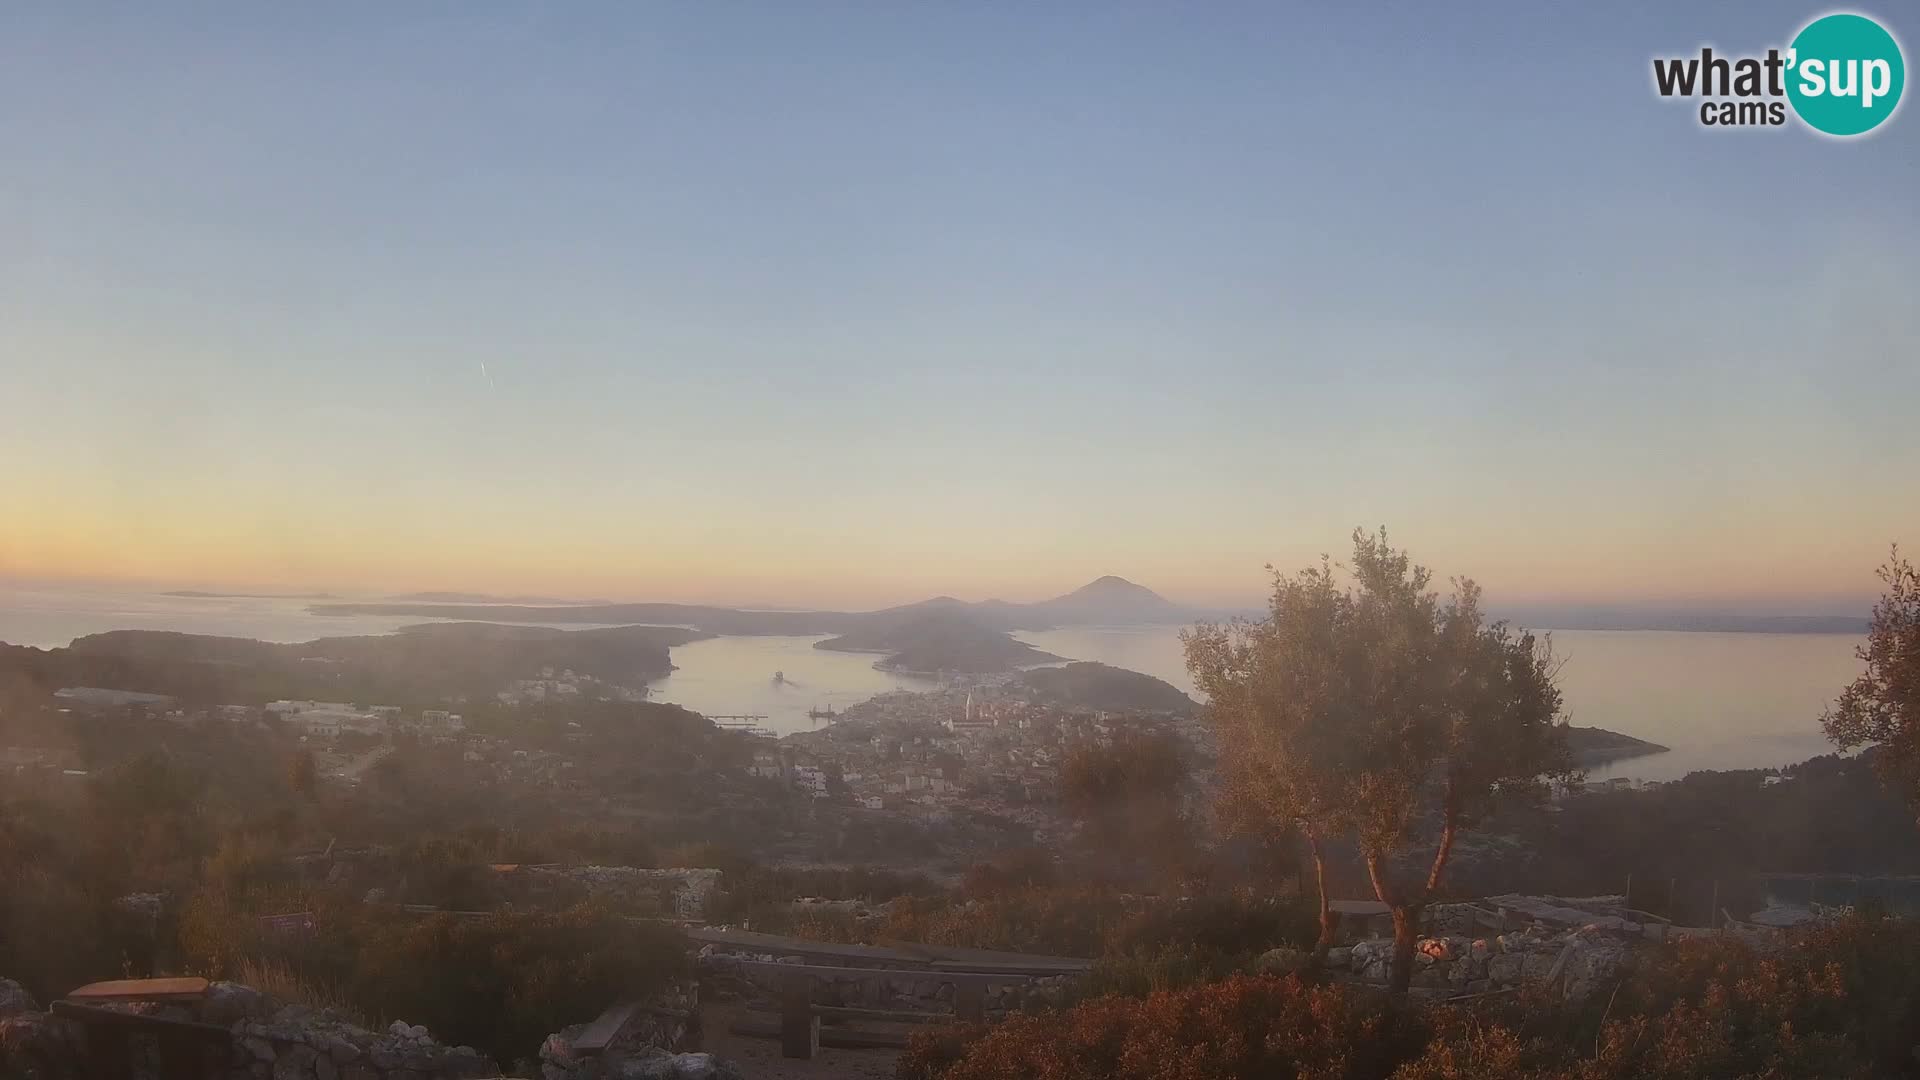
[{"x1": 0, "y1": 574, "x2": 1878, "y2": 624}]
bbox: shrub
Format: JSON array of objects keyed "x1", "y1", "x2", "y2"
[
  {"x1": 350, "y1": 906, "x2": 688, "y2": 1065},
  {"x1": 901, "y1": 974, "x2": 1430, "y2": 1080},
  {"x1": 909, "y1": 918, "x2": 1920, "y2": 1080}
]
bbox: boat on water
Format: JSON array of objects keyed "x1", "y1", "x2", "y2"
[{"x1": 772, "y1": 670, "x2": 785, "y2": 684}]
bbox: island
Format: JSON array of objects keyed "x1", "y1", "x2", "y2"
[
  {"x1": 814, "y1": 612, "x2": 1062, "y2": 674},
  {"x1": 1016, "y1": 661, "x2": 1197, "y2": 715},
  {"x1": 0, "y1": 622, "x2": 704, "y2": 705},
  {"x1": 1563, "y1": 725, "x2": 1671, "y2": 766}
]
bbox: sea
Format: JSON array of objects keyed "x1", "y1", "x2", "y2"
[{"x1": 0, "y1": 585, "x2": 1866, "y2": 782}]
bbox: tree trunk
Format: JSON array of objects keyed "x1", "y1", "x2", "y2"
[
  {"x1": 1424, "y1": 784, "x2": 1462, "y2": 897},
  {"x1": 1307, "y1": 832, "x2": 1338, "y2": 968},
  {"x1": 1388, "y1": 902, "x2": 1421, "y2": 994},
  {"x1": 1425, "y1": 817, "x2": 1458, "y2": 895},
  {"x1": 1367, "y1": 851, "x2": 1423, "y2": 994}
]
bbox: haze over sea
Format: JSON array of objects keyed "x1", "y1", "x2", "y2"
[{"x1": 0, "y1": 585, "x2": 1863, "y2": 783}]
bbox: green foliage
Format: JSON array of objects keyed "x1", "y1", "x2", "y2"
[
  {"x1": 286, "y1": 750, "x2": 318, "y2": 799},
  {"x1": 900, "y1": 973, "x2": 1432, "y2": 1080},
  {"x1": 1187, "y1": 528, "x2": 1572, "y2": 991},
  {"x1": 176, "y1": 893, "x2": 687, "y2": 1065},
  {"x1": 857, "y1": 886, "x2": 1318, "y2": 966},
  {"x1": 351, "y1": 907, "x2": 687, "y2": 1063},
  {"x1": 1058, "y1": 731, "x2": 1195, "y2": 881},
  {"x1": 1824, "y1": 548, "x2": 1920, "y2": 823}
]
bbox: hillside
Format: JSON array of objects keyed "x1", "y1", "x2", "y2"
[
  {"x1": 1030, "y1": 575, "x2": 1181, "y2": 622},
  {"x1": 1017, "y1": 661, "x2": 1196, "y2": 714}
]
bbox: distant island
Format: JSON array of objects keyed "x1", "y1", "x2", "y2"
[
  {"x1": 1563, "y1": 725, "x2": 1670, "y2": 766},
  {"x1": 310, "y1": 576, "x2": 1190, "y2": 675},
  {"x1": 0, "y1": 622, "x2": 703, "y2": 704},
  {"x1": 1017, "y1": 661, "x2": 1196, "y2": 715},
  {"x1": 815, "y1": 612, "x2": 1062, "y2": 674},
  {"x1": 383, "y1": 591, "x2": 602, "y2": 605},
  {"x1": 164, "y1": 590, "x2": 340, "y2": 600},
  {"x1": 309, "y1": 575, "x2": 1192, "y2": 633}
]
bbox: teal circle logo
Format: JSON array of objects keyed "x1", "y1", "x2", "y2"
[{"x1": 1787, "y1": 13, "x2": 1905, "y2": 136}]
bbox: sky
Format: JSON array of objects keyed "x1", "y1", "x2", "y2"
[{"x1": 2, "y1": 2, "x2": 1916, "y2": 612}]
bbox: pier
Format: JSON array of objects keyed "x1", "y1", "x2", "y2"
[{"x1": 708, "y1": 714, "x2": 776, "y2": 739}]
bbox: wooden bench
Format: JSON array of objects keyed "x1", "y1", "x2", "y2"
[
  {"x1": 570, "y1": 1001, "x2": 644, "y2": 1057},
  {"x1": 65, "y1": 977, "x2": 210, "y2": 1003},
  {"x1": 730, "y1": 960, "x2": 1033, "y2": 1059}
]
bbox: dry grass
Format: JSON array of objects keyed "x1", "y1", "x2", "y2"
[{"x1": 229, "y1": 956, "x2": 370, "y2": 1028}]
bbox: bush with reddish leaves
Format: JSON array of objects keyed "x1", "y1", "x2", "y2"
[
  {"x1": 900, "y1": 973, "x2": 1430, "y2": 1080},
  {"x1": 903, "y1": 917, "x2": 1920, "y2": 1080}
]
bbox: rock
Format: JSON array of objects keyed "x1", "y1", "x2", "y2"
[
  {"x1": 1326, "y1": 946, "x2": 1353, "y2": 969},
  {"x1": 0, "y1": 1011, "x2": 84, "y2": 1078},
  {"x1": 666, "y1": 1051, "x2": 746, "y2": 1079},
  {"x1": 203, "y1": 982, "x2": 274, "y2": 1025},
  {"x1": 1522, "y1": 950, "x2": 1560, "y2": 982},
  {"x1": 1254, "y1": 947, "x2": 1310, "y2": 975},
  {"x1": 0, "y1": 980, "x2": 38, "y2": 1019},
  {"x1": 1486, "y1": 953, "x2": 1526, "y2": 985},
  {"x1": 341, "y1": 1068, "x2": 378, "y2": 1080},
  {"x1": 1562, "y1": 944, "x2": 1629, "y2": 1000},
  {"x1": 407, "y1": 1023, "x2": 429, "y2": 1041},
  {"x1": 610, "y1": 1047, "x2": 745, "y2": 1080},
  {"x1": 322, "y1": 1036, "x2": 361, "y2": 1065},
  {"x1": 244, "y1": 1036, "x2": 278, "y2": 1062},
  {"x1": 272, "y1": 1044, "x2": 317, "y2": 1080},
  {"x1": 389, "y1": 1020, "x2": 413, "y2": 1038}
]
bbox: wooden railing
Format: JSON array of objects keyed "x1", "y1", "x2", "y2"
[{"x1": 729, "y1": 959, "x2": 1034, "y2": 1060}]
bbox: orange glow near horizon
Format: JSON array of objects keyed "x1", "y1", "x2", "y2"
[{"x1": 3, "y1": 485, "x2": 1902, "y2": 614}]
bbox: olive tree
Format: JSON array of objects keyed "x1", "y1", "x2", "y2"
[
  {"x1": 1186, "y1": 556, "x2": 1354, "y2": 964},
  {"x1": 1187, "y1": 529, "x2": 1570, "y2": 992},
  {"x1": 1823, "y1": 548, "x2": 1920, "y2": 823}
]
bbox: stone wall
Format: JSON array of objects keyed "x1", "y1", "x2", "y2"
[
  {"x1": 511, "y1": 867, "x2": 722, "y2": 921},
  {"x1": 1256, "y1": 896, "x2": 1653, "y2": 1000},
  {"x1": 0, "y1": 978, "x2": 497, "y2": 1080},
  {"x1": 700, "y1": 949, "x2": 1078, "y2": 1018}
]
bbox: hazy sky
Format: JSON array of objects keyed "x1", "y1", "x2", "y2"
[{"x1": 3, "y1": 2, "x2": 1916, "y2": 611}]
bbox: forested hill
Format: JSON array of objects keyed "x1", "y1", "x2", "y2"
[
  {"x1": 814, "y1": 612, "x2": 1062, "y2": 674},
  {"x1": 1017, "y1": 662, "x2": 1197, "y2": 714},
  {"x1": 0, "y1": 622, "x2": 701, "y2": 706}
]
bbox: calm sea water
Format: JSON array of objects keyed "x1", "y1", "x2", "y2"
[
  {"x1": 1, "y1": 589, "x2": 1865, "y2": 780},
  {"x1": 642, "y1": 635, "x2": 936, "y2": 732},
  {"x1": 1018, "y1": 625, "x2": 1865, "y2": 782},
  {"x1": 0, "y1": 586, "x2": 430, "y2": 645}
]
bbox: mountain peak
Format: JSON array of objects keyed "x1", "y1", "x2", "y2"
[{"x1": 1042, "y1": 576, "x2": 1177, "y2": 618}]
